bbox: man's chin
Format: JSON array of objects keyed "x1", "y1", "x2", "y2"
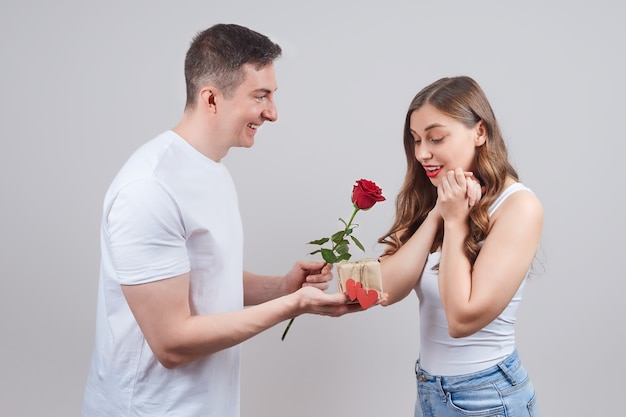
[{"x1": 234, "y1": 138, "x2": 255, "y2": 149}]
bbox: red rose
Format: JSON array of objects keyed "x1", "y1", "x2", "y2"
[
  {"x1": 351, "y1": 179, "x2": 385, "y2": 210},
  {"x1": 282, "y1": 177, "x2": 386, "y2": 340}
]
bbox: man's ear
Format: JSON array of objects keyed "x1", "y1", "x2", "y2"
[
  {"x1": 474, "y1": 120, "x2": 487, "y2": 146},
  {"x1": 199, "y1": 87, "x2": 218, "y2": 113}
]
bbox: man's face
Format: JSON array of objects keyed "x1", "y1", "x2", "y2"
[{"x1": 218, "y1": 63, "x2": 279, "y2": 149}]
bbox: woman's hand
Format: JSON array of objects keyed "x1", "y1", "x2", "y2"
[
  {"x1": 466, "y1": 172, "x2": 483, "y2": 208},
  {"x1": 437, "y1": 168, "x2": 482, "y2": 223}
]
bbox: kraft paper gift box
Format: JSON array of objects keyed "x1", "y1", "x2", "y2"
[{"x1": 336, "y1": 258, "x2": 383, "y2": 309}]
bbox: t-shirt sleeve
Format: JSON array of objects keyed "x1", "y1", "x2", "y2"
[{"x1": 105, "y1": 179, "x2": 190, "y2": 285}]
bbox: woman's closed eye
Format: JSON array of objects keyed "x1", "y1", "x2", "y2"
[{"x1": 415, "y1": 137, "x2": 443, "y2": 145}]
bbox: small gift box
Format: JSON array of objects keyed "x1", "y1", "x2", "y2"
[{"x1": 336, "y1": 258, "x2": 383, "y2": 309}]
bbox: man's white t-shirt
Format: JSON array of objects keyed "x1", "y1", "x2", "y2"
[{"x1": 82, "y1": 130, "x2": 244, "y2": 417}]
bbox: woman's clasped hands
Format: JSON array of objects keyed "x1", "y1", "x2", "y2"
[{"x1": 433, "y1": 167, "x2": 483, "y2": 222}]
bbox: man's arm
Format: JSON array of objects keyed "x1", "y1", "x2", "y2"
[
  {"x1": 122, "y1": 269, "x2": 358, "y2": 369},
  {"x1": 243, "y1": 261, "x2": 332, "y2": 306}
]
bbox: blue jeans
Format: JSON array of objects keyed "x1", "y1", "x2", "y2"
[{"x1": 414, "y1": 350, "x2": 540, "y2": 417}]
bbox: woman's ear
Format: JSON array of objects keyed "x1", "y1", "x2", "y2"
[{"x1": 474, "y1": 120, "x2": 487, "y2": 146}]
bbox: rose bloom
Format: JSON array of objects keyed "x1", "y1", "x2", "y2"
[
  {"x1": 352, "y1": 179, "x2": 386, "y2": 210},
  {"x1": 282, "y1": 178, "x2": 385, "y2": 340}
]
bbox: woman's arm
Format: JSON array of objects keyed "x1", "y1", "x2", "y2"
[
  {"x1": 380, "y1": 171, "x2": 482, "y2": 306},
  {"x1": 438, "y1": 183, "x2": 543, "y2": 337},
  {"x1": 379, "y1": 210, "x2": 441, "y2": 305}
]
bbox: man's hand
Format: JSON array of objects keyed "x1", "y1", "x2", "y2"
[
  {"x1": 292, "y1": 286, "x2": 366, "y2": 317},
  {"x1": 282, "y1": 261, "x2": 333, "y2": 295}
]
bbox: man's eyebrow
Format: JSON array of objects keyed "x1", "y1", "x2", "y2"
[{"x1": 254, "y1": 87, "x2": 277, "y2": 94}]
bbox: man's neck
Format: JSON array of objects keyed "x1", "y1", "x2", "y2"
[{"x1": 172, "y1": 112, "x2": 228, "y2": 162}]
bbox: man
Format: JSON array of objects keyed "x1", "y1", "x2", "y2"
[{"x1": 82, "y1": 23, "x2": 361, "y2": 417}]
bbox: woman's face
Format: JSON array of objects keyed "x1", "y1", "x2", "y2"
[{"x1": 409, "y1": 104, "x2": 486, "y2": 186}]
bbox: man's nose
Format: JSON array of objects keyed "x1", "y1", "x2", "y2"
[{"x1": 262, "y1": 100, "x2": 278, "y2": 122}]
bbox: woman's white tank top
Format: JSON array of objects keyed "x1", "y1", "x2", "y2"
[{"x1": 415, "y1": 182, "x2": 532, "y2": 376}]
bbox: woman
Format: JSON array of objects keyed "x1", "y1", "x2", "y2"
[{"x1": 378, "y1": 76, "x2": 542, "y2": 416}]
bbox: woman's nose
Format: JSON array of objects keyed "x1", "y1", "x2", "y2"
[{"x1": 415, "y1": 143, "x2": 431, "y2": 161}]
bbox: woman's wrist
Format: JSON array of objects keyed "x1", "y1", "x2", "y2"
[
  {"x1": 443, "y1": 218, "x2": 469, "y2": 236},
  {"x1": 426, "y1": 208, "x2": 443, "y2": 226}
]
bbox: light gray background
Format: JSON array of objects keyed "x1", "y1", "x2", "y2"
[{"x1": 1, "y1": 1, "x2": 624, "y2": 416}]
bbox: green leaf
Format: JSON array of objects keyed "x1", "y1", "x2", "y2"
[
  {"x1": 308, "y1": 237, "x2": 329, "y2": 245},
  {"x1": 321, "y1": 248, "x2": 338, "y2": 264},
  {"x1": 350, "y1": 235, "x2": 365, "y2": 252},
  {"x1": 309, "y1": 249, "x2": 322, "y2": 255},
  {"x1": 331, "y1": 230, "x2": 346, "y2": 243},
  {"x1": 335, "y1": 241, "x2": 350, "y2": 255},
  {"x1": 339, "y1": 218, "x2": 348, "y2": 227},
  {"x1": 321, "y1": 249, "x2": 338, "y2": 264},
  {"x1": 336, "y1": 253, "x2": 352, "y2": 262}
]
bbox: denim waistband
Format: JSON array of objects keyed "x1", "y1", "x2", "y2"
[{"x1": 415, "y1": 349, "x2": 522, "y2": 390}]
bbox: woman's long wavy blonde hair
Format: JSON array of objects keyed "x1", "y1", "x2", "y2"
[{"x1": 378, "y1": 76, "x2": 518, "y2": 266}]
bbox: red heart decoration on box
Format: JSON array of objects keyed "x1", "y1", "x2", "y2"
[
  {"x1": 345, "y1": 278, "x2": 362, "y2": 301},
  {"x1": 356, "y1": 287, "x2": 379, "y2": 309}
]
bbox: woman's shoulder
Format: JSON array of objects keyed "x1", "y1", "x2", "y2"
[
  {"x1": 490, "y1": 180, "x2": 543, "y2": 222},
  {"x1": 482, "y1": 181, "x2": 543, "y2": 261}
]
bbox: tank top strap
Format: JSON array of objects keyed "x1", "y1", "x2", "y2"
[{"x1": 488, "y1": 182, "x2": 532, "y2": 217}]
